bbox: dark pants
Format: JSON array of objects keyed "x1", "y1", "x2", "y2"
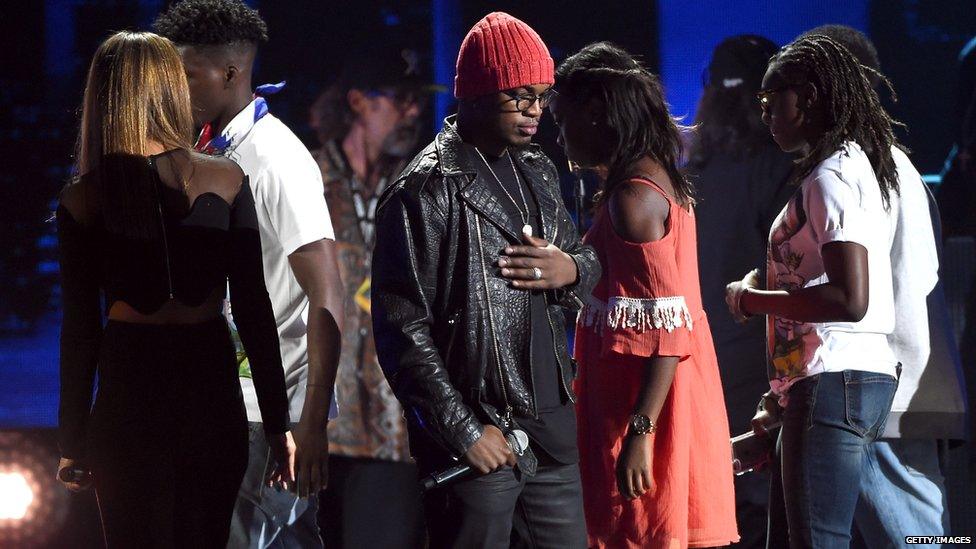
[
  {"x1": 90, "y1": 319, "x2": 248, "y2": 548},
  {"x1": 730, "y1": 472, "x2": 772, "y2": 549},
  {"x1": 423, "y1": 456, "x2": 587, "y2": 549},
  {"x1": 318, "y1": 455, "x2": 426, "y2": 549},
  {"x1": 768, "y1": 371, "x2": 897, "y2": 549}
]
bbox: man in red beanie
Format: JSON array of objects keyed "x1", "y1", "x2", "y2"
[{"x1": 372, "y1": 12, "x2": 598, "y2": 548}]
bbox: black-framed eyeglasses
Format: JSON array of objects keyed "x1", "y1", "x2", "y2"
[
  {"x1": 756, "y1": 85, "x2": 790, "y2": 112},
  {"x1": 501, "y1": 88, "x2": 557, "y2": 112}
]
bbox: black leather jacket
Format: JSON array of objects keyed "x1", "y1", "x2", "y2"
[{"x1": 372, "y1": 117, "x2": 600, "y2": 471}]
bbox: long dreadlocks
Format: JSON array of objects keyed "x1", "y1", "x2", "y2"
[{"x1": 773, "y1": 34, "x2": 903, "y2": 207}]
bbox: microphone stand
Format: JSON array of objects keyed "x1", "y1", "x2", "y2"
[{"x1": 569, "y1": 160, "x2": 586, "y2": 228}]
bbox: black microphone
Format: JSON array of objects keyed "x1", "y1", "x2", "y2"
[{"x1": 421, "y1": 429, "x2": 529, "y2": 492}]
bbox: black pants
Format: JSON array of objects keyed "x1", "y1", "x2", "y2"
[
  {"x1": 89, "y1": 319, "x2": 249, "y2": 548},
  {"x1": 318, "y1": 455, "x2": 426, "y2": 549},
  {"x1": 423, "y1": 455, "x2": 587, "y2": 549}
]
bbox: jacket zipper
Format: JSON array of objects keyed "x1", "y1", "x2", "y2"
[
  {"x1": 445, "y1": 309, "x2": 461, "y2": 358},
  {"x1": 543, "y1": 297, "x2": 575, "y2": 404},
  {"x1": 475, "y1": 216, "x2": 514, "y2": 427}
]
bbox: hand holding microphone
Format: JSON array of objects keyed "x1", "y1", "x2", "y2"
[
  {"x1": 466, "y1": 425, "x2": 517, "y2": 474},
  {"x1": 57, "y1": 457, "x2": 93, "y2": 492},
  {"x1": 422, "y1": 425, "x2": 529, "y2": 491}
]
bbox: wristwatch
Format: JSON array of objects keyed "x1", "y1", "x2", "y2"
[{"x1": 628, "y1": 413, "x2": 656, "y2": 436}]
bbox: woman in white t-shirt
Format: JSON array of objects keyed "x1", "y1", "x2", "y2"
[{"x1": 724, "y1": 34, "x2": 903, "y2": 548}]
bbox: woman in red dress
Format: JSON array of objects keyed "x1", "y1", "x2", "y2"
[{"x1": 551, "y1": 42, "x2": 738, "y2": 548}]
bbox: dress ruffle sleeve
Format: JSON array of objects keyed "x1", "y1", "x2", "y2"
[{"x1": 579, "y1": 230, "x2": 693, "y2": 360}]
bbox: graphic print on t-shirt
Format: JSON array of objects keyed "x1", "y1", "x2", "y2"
[{"x1": 767, "y1": 192, "x2": 813, "y2": 382}]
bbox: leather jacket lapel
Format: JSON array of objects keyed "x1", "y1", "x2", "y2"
[
  {"x1": 460, "y1": 171, "x2": 526, "y2": 242},
  {"x1": 437, "y1": 116, "x2": 527, "y2": 242}
]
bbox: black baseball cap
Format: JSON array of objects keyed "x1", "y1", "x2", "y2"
[
  {"x1": 705, "y1": 35, "x2": 779, "y2": 91},
  {"x1": 339, "y1": 47, "x2": 445, "y2": 95}
]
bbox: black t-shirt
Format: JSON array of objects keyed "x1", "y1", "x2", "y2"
[
  {"x1": 687, "y1": 145, "x2": 794, "y2": 433},
  {"x1": 475, "y1": 148, "x2": 578, "y2": 464}
]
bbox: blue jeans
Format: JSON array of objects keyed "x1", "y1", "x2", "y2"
[
  {"x1": 227, "y1": 423, "x2": 322, "y2": 549},
  {"x1": 772, "y1": 371, "x2": 897, "y2": 549},
  {"x1": 853, "y1": 439, "x2": 949, "y2": 548}
]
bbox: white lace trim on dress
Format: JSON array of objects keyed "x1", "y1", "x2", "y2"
[{"x1": 580, "y1": 295, "x2": 694, "y2": 334}]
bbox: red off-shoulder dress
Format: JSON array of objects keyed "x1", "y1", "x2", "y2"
[{"x1": 574, "y1": 178, "x2": 739, "y2": 548}]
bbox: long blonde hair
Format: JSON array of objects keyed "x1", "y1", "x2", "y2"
[{"x1": 75, "y1": 31, "x2": 194, "y2": 237}]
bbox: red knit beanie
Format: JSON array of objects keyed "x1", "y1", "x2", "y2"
[{"x1": 454, "y1": 12, "x2": 554, "y2": 99}]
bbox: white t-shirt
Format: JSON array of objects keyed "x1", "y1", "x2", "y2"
[
  {"x1": 886, "y1": 148, "x2": 938, "y2": 405},
  {"x1": 220, "y1": 101, "x2": 336, "y2": 423},
  {"x1": 766, "y1": 142, "x2": 897, "y2": 398},
  {"x1": 883, "y1": 148, "x2": 966, "y2": 438}
]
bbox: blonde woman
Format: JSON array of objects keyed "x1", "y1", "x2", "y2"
[{"x1": 55, "y1": 31, "x2": 291, "y2": 547}]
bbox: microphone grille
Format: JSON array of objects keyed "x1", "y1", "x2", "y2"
[{"x1": 511, "y1": 429, "x2": 529, "y2": 453}]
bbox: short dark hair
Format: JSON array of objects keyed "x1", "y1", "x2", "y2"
[
  {"x1": 153, "y1": 0, "x2": 268, "y2": 47},
  {"x1": 556, "y1": 42, "x2": 694, "y2": 206},
  {"x1": 801, "y1": 25, "x2": 881, "y2": 88}
]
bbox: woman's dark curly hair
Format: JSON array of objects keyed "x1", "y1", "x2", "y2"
[
  {"x1": 773, "y1": 34, "x2": 903, "y2": 207},
  {"x1": 555, "y1": 42, "x2": 694, "y2": 206},
  {"x1": 688, "y1": 35, "x2": 779, "y2": 167},
  {"x1": 153, "y1": 0, "x2": 268, "y2": 46}
]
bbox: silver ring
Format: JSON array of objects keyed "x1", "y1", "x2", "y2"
[{"x1": 532, "y1": 267, "x2": 542, "y2": 281}]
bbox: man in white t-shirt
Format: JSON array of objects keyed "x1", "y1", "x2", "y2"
[{"x1": 155, "y1": 2, "x2": 343, "y2": 547}]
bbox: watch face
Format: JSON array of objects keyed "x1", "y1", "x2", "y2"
[{"x1": 631, "y1": 414, "x2": 651, "y2": 434}]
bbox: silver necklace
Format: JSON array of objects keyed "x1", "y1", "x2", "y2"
[{"x1": 474, "y1": 148, "x2": 533, "y2": 237}]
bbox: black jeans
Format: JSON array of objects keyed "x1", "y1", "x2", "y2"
[
  {"x1": 767, "y1": 371, "x2": 897, "y2": 549},
  {"x1": 423, "y1": 457, "x2": 587, "y2": 549}
]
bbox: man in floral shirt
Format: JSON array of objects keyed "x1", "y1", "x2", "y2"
[{"x1": 309, "y1": 48, "x2": 432, "y2": 548}]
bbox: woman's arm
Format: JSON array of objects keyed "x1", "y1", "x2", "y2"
[
  {"x1": 56, "y1": 196, "x2": 102, "y2": 492},
  {"x1": 227, "y1": 178, "x2": 290, "y2": 434},
  {"x1": 741, "y1": 241, "x2": 869, "y2": 323},
  {"x1": 607, "y1": 179, "x2": 683, "y2": 500}
]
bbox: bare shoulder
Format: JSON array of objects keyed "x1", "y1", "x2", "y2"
[
  {"x1": 188, "y1": 152, "x2": 245, "y2": 204},
  {"x1": 607, "y1": 179, "x2": 671, "y2": 243}
]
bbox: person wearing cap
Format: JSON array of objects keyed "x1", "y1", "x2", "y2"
[
  {"x1": 309, "y1": 48, "x2": 429, "y2": 549},
  {"x1": 372, "y1": 12, "x2": 599, "y2": 547},
  {"x1": 684, "y1": 35, "x2": 795, "y2": 547}
]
